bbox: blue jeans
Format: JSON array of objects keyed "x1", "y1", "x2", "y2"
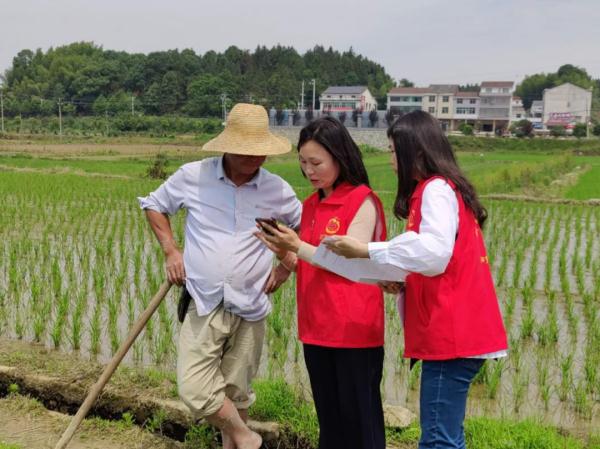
[{"x1": 419, "y1": 358, "x2": 485, "y2": 449}]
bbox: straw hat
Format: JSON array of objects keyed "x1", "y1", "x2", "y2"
[{"x1": 202, "y1": 103, "x2": 291, "y2": 156}]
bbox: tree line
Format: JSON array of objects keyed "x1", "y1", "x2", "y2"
[{"x1": 0, "y1": 42, "x2": 395, "y2": 117}]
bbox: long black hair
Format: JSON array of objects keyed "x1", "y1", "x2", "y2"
[
  {"x1": 298, "y1": 116, "x2": 370, "y2": 190},
  {"x1": 387, "y1": 110, "x2": 488, "y2": 227}
]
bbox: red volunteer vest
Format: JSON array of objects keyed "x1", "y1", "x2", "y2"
[
  {"x1": 404, "y1": 177, "x2": 508, "y2": 359},
  {"x1": 296, "y1": 183, "x2": 387, "y2": 348}
]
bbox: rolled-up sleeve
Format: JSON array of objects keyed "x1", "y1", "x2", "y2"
[
  {"x1": 368, "y1": 179, "x2": 458, "y2": 277},
  {"x1": 137, "y1": 167, "x2": 187, "y2": 215}
]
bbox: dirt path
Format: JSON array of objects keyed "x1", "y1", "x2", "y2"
[{"x1": 0, "y1": 395, "x2": 181, "y2": 449}]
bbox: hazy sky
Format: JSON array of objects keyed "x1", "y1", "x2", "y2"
[{"x1": 2, "y1": 0, "x2": 600, "y2": 86}]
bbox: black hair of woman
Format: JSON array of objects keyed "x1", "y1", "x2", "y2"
[
  {"x1": 387, "y1": 110, "x2": 488, "y2": 227},
  {"x1": 298, "y1": 116, "x2": 370, "y2": 189}
]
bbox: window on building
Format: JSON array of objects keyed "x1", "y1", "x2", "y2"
[
  {"x1": 516, "y1": 114, "x2": 522, "y2": 118},
  {"x1": 390, "y1": 96, "x2": 401, "y2": 102},
  {"x1": 351, "y1": 95, "x2": 356, "y2": 98},
  {"x1": 457, "y1": 99, "x2": 463, "y2": 104},
  {"x1": 442, "y1": 96, "x2": 449, "y2": 102},
  {"x1": 413, "y1": 97, "x2": 422, "y2": 102},
  {"x1": 401, "y1": 96, "x2": 410, "y2": 102},
  {"x1": 429, "y1": 96, "x2": 435, "y2": 102},
  {"x1": 442, "y1": 107, "x2": 449, "y2": 113},
  {"x1": 502, "y1": 88, "x2": 509, "y2": 93},
  {"x1": 469, "y1": 99, "x2": 476, "y2": 104},
  {"x1": 339, "y1": 95, "x2": 343, "y2": 99},
  {"x1": 327, "y1": 95, "x2": 331, "y2": 98},
  {"x1": 429, "y1": 107, "x2": 435, "y2": 113}
]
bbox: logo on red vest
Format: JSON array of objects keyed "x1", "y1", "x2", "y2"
[{"x1": 325, "y1": 217, "x2": 341, "y2": 234}]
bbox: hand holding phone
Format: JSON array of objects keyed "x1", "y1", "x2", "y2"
[{"x1": 255, "y1": 217, "x2": 280, "y2": 236}]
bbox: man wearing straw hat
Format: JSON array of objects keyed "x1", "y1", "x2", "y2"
[{"x1": 139, "y1": 103, "x2": 301, "y2": 449}]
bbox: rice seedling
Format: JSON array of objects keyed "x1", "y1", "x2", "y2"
[
  {"x1": 70, "y1": 290, "x2": 87, "y2": 350},
  {"x1": 573, "y1": 379, "x2": 592, "y2": 420},
  {"x1": 512, "y1": 366, "x2": 528, "y2": 414},
  {"x1": 486, "y1": 359, "x2": 504, "y2": 400},
  {"x1": 408, "y1": 361, "x2": 421, "y2": 392},
  {"x1": 558, "y1": 353, "x2": 573, "y2": 402}
]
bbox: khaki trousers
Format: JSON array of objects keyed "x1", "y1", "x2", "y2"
[{"x1": 177, "y1": 301, "x2": 265, "y2": 418}]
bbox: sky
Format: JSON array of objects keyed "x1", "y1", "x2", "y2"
[{"x1": 1, "y1": 0, "x2": 600, "y2": 87}]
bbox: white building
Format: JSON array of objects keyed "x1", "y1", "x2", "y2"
[
  {"x1": 478, "y1": 81, "x2": 514, "y2": 133},
  {"x1": 320, "y1": 86, "x2": 378, "y2": 112},
  {"x1": 387, "y1": 87, "x2": 430, "y2": 114},
  {"x1": 454, "y1": 92, "x2": 480, "y2": 128},
  {"x1": 543, "y1": 82, "x2": 592, "y2": 128},
  {"x1": 511, "y1": 97, "x2": 526, "y2": 122},
  {"x1": 530, "y1": 100, "x2": 544, "y2": 129}
]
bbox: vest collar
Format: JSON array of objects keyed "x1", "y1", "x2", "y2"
[{"x1": 313, "y1": 182, "x2": 357, "y2": 206}]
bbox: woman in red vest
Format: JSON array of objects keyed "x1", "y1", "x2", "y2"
[
  {"x1": 323, "y1": 110, "x2": 508, "y2": 449},
  {"x1": 255, "y1": 116, "x2": 388, "y2": 449}
]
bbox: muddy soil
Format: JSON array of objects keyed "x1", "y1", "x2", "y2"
[{"x1": 0, "y1": 395, "x2": 181, "y2": 449}]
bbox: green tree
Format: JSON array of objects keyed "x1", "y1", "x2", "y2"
[
  {"x1": 185, "y1": 74, "x2": 235, "y2": 117},
  {"x1": 459, "y1": 122, "x2": 474, "y2": 135},
  {"x1": 515, "y1": 73, "x2": 556, "y2": 110},
  {"x1": 550, "y1": 125, "x2": 566, "y2": 137},
  {"x1": 510, "y1": 119, "x2": 534, "y2": 138},
  {"x1": 572, "y1": 123, "x2": 587, "y2": 138}
]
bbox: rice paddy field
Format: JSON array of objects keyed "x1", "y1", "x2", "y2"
[{"x1": 1, "y1": 138, "x2": 599, "y2": 439}]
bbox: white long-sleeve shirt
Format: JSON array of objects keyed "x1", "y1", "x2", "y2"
[
  {"x1": 138, "y1": 156, "x2": 302, "y2": 321},
  {"x1": 368, "y1": 178, "x2": 507, "y2": 359}
]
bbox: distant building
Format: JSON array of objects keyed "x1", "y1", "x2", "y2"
[
  {"x1": 478, "y1": 81, "x2": 514, "y2": 132},
  {"x1": 387, "y1": 87, "x2": 430, "y2": 114},
  {"x1": 425, "y1": 85, "x2": 460, "y2": 131},
  {"x1": 387, "y1": 84, "x2": 466, "y2": 130},
  {"x1": 319, "y1": 86, "x2": 377, "y2": 112},
  {"x1": 530, "y1": 100, "x2": 544, "y2": 129},
  {"x1": 454, "y1": 92, "x2": 480, "y2": 127},
  {"x1": 511, "y1": 97, "x2": 526, "y2": 122},
  {"x1": 543, "y1": 82, "x2": 592, "y2": 128}
]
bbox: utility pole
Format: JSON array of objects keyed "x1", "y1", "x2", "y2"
[
  {"x1": 131, "y1": 96, "x2": 135, "y2": 116},
  {"x1": 220, "y1": 93, "x2": 228, "y2": 122},
  {"x1": 301, "y1": 80, "x2": 305, "y2": 110},
  {"x1": 0, "y1": 91, "x2": 5, "y2": 133},
  {"x1": 586, "y1": 90, "x2": 591, "y2": 138},
  {"x1": 311, "y1": 79, "x2": 316, "y2": 111},
  {"x1": 58, "y1": 98, "x2": 63, "y2": 138}
]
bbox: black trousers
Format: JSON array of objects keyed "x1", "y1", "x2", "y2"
[{"x1": 303, "y1": 344, "x2": 385, "y2": 449}]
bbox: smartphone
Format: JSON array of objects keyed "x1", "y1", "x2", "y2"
[{"x1": 255, "y1": 217, "x2": 280, "y2": 236}]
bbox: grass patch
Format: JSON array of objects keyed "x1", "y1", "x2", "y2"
[
  {"x1": 465, "y1": 417, "x2": 598, "y2": 449},
  {"x1": 565, "y1": 165, "x2": 600, "y2": 199},
  {"x1": 0, "y1": 443, "x2": 22, "y2": 449},
  {"x1": 251, "y1": 378, "x2": 319, "y2": 447},
  {"x1": 386, "y1": 417, "x2": 598, "y2": 449}
]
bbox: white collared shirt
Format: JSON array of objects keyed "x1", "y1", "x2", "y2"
[
  {"x1": 368, "y1": 178, "x2": 507, "y2": 359},
  {"x1": 138, "y1": 156, "x2": 302, "y2": 321}
]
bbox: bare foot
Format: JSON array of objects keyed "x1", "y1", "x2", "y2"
[{"x1": 235, "y1": 430, "x2": 262, "y2": 449}]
